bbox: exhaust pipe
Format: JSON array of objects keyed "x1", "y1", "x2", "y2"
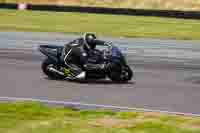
[{"x1": 48, "y1": 67, "x2": 64, "y2": 76}]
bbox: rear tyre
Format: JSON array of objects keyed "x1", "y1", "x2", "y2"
[{"x1": 41, "y1": 58, "x2": 65, "y2": 80}]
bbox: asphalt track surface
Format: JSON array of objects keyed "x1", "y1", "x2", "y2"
[{"x1": 1, "y1": 31, "x2": 200, "y2": 114}]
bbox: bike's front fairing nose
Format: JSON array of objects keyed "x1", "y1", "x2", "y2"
[
  {"x1": 111, "y1": 46, "x2": 123, "y2": 58},
  {"x1": 111, "y1": 45, "x2": 129, "y2": 65}
]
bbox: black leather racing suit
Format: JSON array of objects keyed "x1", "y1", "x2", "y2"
[{"x1": 62, "y1": 38, "x2": 105, "y2": 77}]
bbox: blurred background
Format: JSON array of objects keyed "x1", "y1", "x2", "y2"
[{"x1": 1, "y1": 0, "x2": 200, "y2": 11}]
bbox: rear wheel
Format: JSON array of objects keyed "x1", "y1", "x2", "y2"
[{"x1": 41, "y1": 58, "x2": 65, "y2": 80}]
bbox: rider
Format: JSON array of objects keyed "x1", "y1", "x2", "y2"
[{"x1": 62, "y1": 32, "x2": 107, "y2": 79}]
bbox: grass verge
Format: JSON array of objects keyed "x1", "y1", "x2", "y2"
[
  {"x1": 0, "y1": 101, "x2": 200, "y2": 133},
  {"x1": 0, "y1": 9, "x2": 200, "y2": 40}
]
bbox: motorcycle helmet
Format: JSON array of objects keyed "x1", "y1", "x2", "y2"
[{"x1": 83, "y1": 32, "x2": 97, "y2": 49}]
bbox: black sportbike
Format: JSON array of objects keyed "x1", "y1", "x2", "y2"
[{"x1": 38, "y1": 42, "x2": 133, "y2": 82}]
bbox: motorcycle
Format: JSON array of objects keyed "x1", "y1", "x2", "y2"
[{"x1": 38, "y1": 42, "x2": 133, "y2": 82}]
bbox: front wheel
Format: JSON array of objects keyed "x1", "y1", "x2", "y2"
[
  {"x1": 108, "y1": 65, "x2": 133, "y2": 82},
  {"x1": 121, "y1": 65, "x2": 133, "y2": 82},
  {"x1": 41, "y1": 58, "x2": 65, "y2": 80}
]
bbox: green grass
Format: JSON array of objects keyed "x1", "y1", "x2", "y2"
[
  {"x1": 0, "y1": 9, "x2": 200, "y2": 40},
  {"x1": 0, "y1": 102, "x2": 200, "y2": 133}
]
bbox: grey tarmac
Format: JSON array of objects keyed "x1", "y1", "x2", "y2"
[{"x1": 1, "y1": 31, "x2": 200, "y2": 114}]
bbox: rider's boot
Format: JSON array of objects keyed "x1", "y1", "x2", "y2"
[{"x1": 84, "y1": 63, "x2": 106, "y2": 71}]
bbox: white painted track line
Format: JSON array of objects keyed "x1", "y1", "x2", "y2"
[{"x1": 0, "y1": 96, "x2": 200, "y2": 117}]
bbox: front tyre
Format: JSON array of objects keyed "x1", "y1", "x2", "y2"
[
  {"x1": 120, "y1": 65, "x2": 133, "y2": 82},
  {"x1": 108, "y1": 65, "x2": 133, "y2": 83},
  {"x1": 41, "y1": 58, "x2": 65, "y2": 80}
]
